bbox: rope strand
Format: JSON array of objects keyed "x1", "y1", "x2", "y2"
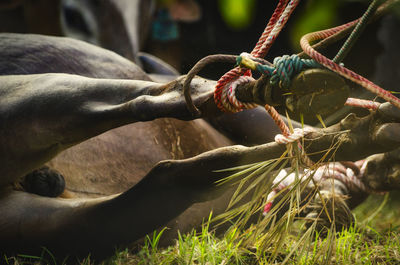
[
  {"x1": 300, "y1": 27, "x2": 400, "y2": 109},
  {"x1": 333, "y1": 0, "x2": 384, "y2": 63},
  {"x1": 214, "y1": 0, "x2": 300, "y2": 113},
  {"x1": 263, "y1": 161, "x2": 371, "y2": 215}
]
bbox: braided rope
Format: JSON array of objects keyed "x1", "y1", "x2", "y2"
[
  {"x1": 213, "y1": 1, "x2": 304, "y2": 167},
  {"x1": 345, "y1": 97, "x2": 381, "y2": 110},
  {"x1": 227, "y1": 76, "x2": 258, "y2": 110},
  {"x1": 274, "y1": 127, "x2": 315, "y2": 144},
  {"x1": 265, "y1": 105, "x2": 291, "y2": 136},
  {"x1": 300, "y1": 22, "x2": 400, "y2": 110},
  {"x1": 263, "y1": 169, "x2": 290, "y2": 215},
  {"x1": 211, "y1": 0, "x2": 395, "y2": 115},
  {"x1": 214, "y1": 0, "x2": 300, "y2": 113},
  {"x1": 213, "y1": 1, "x2": 394, "y2": 182},
  {"x1": 263, "y1": 161, "x2": 370, "y2": 214},
  {"x1": 270, "y1": 55, "x2": 319, "y2": 88},
  {"x1": 297, "y1": 0, "x2": 396, "y2": 59},
  {"x1": 273, "y1": 126, "x2": 315, "y2": 167},
  {"x1": 263, "y1": 185, "x2": 286, "y2": 215},
  {"x1": 252, "y1": 0, "x2": 289, "y2": 57},
  {"x1": 266, "y1": 104, "x2": 315, "y2": 167},
  {"x1": 214, "y1": 69, "x2": 250, "y2": 112},
  {"x1": 317, "y1": 163, "x2": 368, "y2": 192},
  {"x1": 333, "y1": 0, "x2": 383, "y2": 63},
  {"x1": 239, "y1": 53, "x2": 320, "y2": 89},
  {"x1": 256, "y1": 0, "x2": 301, "y2": 58}
]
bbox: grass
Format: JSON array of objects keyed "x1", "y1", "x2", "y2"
[
  {"x1": 107, "y1": 192, "x2": 400, "y2": 265},
  {"x1": 3, "y1": 195, "x2": 400, "y2": 265},
  {"x1": 99, "y1": 213, "x2": 400, "y2": 265}
]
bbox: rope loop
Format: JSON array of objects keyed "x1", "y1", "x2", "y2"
[
  {"x1": 274, "y1": 127, "x2": 315, "y2": 145},
  {"x1": 263, "y1": 161, "x2": 371, "y2": 215},
  {"x1": 219, "y1": 76, "x2": 257, "y2": 113},
  {"x1": 227, "y1": 76, "x2": 258, "y2": 110},
  {"x1": 214, "y1": 0, "x2": 300, "y2": 113},
  {"x1": 274, "y1": 126, "x2": 315, "y2": 168}
]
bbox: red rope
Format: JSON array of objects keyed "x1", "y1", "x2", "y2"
[
  {"x1": 255, "y1": 0, "x2": 299, "y2": 58},
  {"x1": 263, "y1": 161, "x2": 372, "y2": 214},
  {"x1": 215, "y1": 0, "x2": 309, "y2": 166},
  {"x1": 214, "y1": 0, "x2": 299, "y2": 113},
  {"x1": 265, "y1": 105, "x2": 290, "y2": 136},
  {"x1": 214, "y1": 0, "x2": 393, "y2": 170},
  {"x1": 345, "y1": 98, "x2": 381, "y2": 110},
  {"x1": 252, "y1": 0, "x2": 289, "y2": 57},
  {"x1": 300, "y1": 21, "x2": 400, "y2": 110}
]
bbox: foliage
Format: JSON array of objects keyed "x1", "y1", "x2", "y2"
[
  {"x1": 290, "y1": 0, "x2": 339, "y2": 51},
  {"x1": 218, "y1": 0, "x2": 256, "y2": 30}
]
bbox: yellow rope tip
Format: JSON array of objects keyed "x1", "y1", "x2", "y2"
[{"x1": 239, "y1": 56, "x2": 258, "y2": 70}]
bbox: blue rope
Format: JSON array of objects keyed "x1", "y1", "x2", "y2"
[{"x1": 239, "y1": 54, "x2": 321, "y2": 89}]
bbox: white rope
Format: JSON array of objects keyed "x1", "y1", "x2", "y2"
[
  {"x1": 263, "y1": 161, "x2": 371, "y2": 215},
  {"x1": 274, "y1": 127, "x2": 315, "y2": 144},
  {"x1": 227, "y1": 76, "x2": 258, "y2": 109}
]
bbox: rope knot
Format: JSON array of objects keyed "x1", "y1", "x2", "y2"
[
  {"x1": 269, "y1": 54, "x2": 320, "y2": 88},
  {"x1": 274, "y1": 127, "x2": 315, "y2": 145},
  {"x1": 270, "y1": 54, "x2": 298, "y2": 88},
  {"x1": 237, "y1": 53, "x2": 321, "y2": 90}
]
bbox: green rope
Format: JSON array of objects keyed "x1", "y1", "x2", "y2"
[
  {"x1": 238, "y1": 54, "x2": 320, "y2": 89},
  {"x1": 268, "y1": 55, "x2": 320, "y2": 88},
  {"x1": 333, "y1": 0, "x2": 385, "y2": 63}
]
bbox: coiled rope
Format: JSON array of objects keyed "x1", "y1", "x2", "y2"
[{"x1": 263, "y1": 161, "x2": 371, "y2": 215}]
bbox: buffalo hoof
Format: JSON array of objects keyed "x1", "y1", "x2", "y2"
[{"x1": 20, "y1": 166, "x2": 66, "y2": 197}]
